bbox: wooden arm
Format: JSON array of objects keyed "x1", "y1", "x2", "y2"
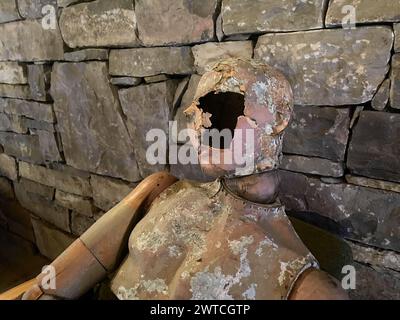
[
  {"x1": 12, "y1": 172, "x2": 178, "y2": 300},
  {"x1": 0, "y1": 279, "x2": 37, "y2": 301}
]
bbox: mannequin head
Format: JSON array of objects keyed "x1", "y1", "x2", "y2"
[{"x1": 185, "y1": 58, "x2": 293, "y2": 179}]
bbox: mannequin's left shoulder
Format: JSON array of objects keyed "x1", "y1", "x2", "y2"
[{"x1": 288, "y1": 268, "x2": 349, "y2": 300}]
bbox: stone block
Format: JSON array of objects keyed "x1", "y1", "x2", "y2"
[
  {"x1": 0, "y1": 176, "x2": 14, "y2": 199},
  {"x1": 326, "y1": 0, "x2": 400, "y2": 26},
  {"x1": 15, "y1": 182, "x2": 70, "y2": 232},
  {"x1": 1, "y1": 98, "x2": 54, "y2": 123},
  {"x1": 90, "y1": 174, "x2": 133, "y2": 211},
  {"x1": 19, "y1": 161, "x2": 91, "y2": 197},
  {"x1": 0, "y1": 19, "x2": 64, "y2": 62},
  {"x1": 0, "y1": 62, "x2": 27, "y2": 85},
  {"x1": 283, "y1": 106, "x2": 350, "y2": 161},
  {"x1": 279, "y1": 170, "x2": 400, "y2": 251},
  {"x1": 51, "y1": 62, "x2": 141, "y2": 182},
  {"x1": 135, "y1": 0, "x2": 218, "y2": 46},
  {"x1": 0, "y1": 153, "x2": 18, "y2": 181},
  {"x1": 395, "y1": 24, "x2": 400, "y2": 53},
  {"x1": 371, "y1": 79, "x2": 390, "y2": 111},
  {"x1": 55, "y1": 189, "x2": 94, "y2": 216},
  {"x1": 0, "y1": 0, "x2": 21, "y2": 23},
  {"x1": 27, "y1": 64, "x2": 51, "y2": 102},
  {"x1": 119, "y1": 81, "x2": 178, "y2": 177},
  {"x1": 347, "y1": 111, "x2": 400, "y2": 183},
  {"x1": 255, "y1": 27, "x2": 393, "y2": 106},
  {"x1": 0, "y1": 84, "x2": 31, "y2": 99},
  {"x1": 192, "y1": 41, "x2": 253, "y2": 74},
  {"x1": 222, "y1": 0, "x2": 327, "y2": 36},
  {"x1": 71, "y1": 212, "x2": 95, "y2": 236},
  {"x1": 19, "y1": 178, "x2": 54, "y2": 200},
  {"x1": 390, "y1": 54, "x2": 400, "y2": 109},
  {"x1": 60, "y1": 0, "x2": 139, "y2": 48},
  {"x1": 64, "y1": 49, "x2": 109, "y2": 62},
  {"x1": 0, "y1": 113, "x2": 27, "y2": 134},
  {"x1": 281, "y1": 155, "x2": 344, "y2": 178},
  {"x1": 31, "y1": 217, "x2": 75, "y2": 260},
  {"x1": 17, "y1": 0, "x2": 57, "y2": 19},
  {"x1": 349, "y1": 262, "x2": 400, "y2": 300},
  {"x1": 109, "y1": 47, "x2": 194, "y2": 78},
  {"x1": 0, "y1": 133, "x2": 51, "y2": 164}
]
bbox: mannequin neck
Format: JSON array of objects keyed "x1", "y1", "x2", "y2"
[{"x1": 223, "y1": 170, "x2": 280, "y2": 204}]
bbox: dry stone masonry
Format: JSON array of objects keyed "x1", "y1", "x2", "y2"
[
  {"x1": 0, "y1": 0, "x2": 399, "y2": 299},
  {"x1": 254, "y1": 27, "x2": 393, "y2": 106},
  {"x1": 135, "y1": 0, "x2": 218, "y2": 46},
  {"x1": 326, "y1": 0, "x2": 400, "y2": 25},
  {"x1": 0, "y1": 1, "x2": 21, "y2": 24},
  {"x1": 51, "y1": 62, "x2": 141, "y2": 182},
  {"x1": 109, "y1": 47, "x2": 194, "y2": 77},
  {"x1": 221, "y1": 0, "x2": 327, "y2": 35},
  {"x1": 60, "y1": 0, "x2": 139, "y2": 48}
]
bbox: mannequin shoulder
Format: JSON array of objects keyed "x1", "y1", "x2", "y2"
[{"x1": 289, "y1": 268, "x2": 349, "y2": 300}]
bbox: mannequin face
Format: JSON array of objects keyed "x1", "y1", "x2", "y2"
[{"x1": 185, "y1": 58, "x2": 293, "y2": 179}]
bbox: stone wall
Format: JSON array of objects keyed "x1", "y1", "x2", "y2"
[{"x1": 0, "y1": 0, "x2": 399, "y2": 299}]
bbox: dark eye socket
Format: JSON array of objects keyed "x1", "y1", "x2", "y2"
[{"x1": 198, "y1": 91, "x2": 245, "y2": 149}]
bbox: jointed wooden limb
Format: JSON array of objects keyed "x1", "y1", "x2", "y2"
[
  {"x1": 0, "y1": 279, "x2": 37, "y2": 300},
  {"x1": 18, "y1": 172, "x2": 178, "y2": 300}
]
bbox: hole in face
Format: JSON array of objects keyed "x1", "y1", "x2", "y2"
[{"x1": 198, "y1": 92, "x2": 245, "y2": 149}]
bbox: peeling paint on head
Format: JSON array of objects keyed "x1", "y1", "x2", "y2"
[
  {"x1": 264, "y1": 123, "x2": 273, "y2": 134},
  {"x1": 184, "y1": 58, "x2": 294, "y2": 178},
  {"x1": 252, "y1": 81, "x2": 268, "y2": 105},
  {"x1": 218, "y1": 76, "x2": 244, "y2": 94}
]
